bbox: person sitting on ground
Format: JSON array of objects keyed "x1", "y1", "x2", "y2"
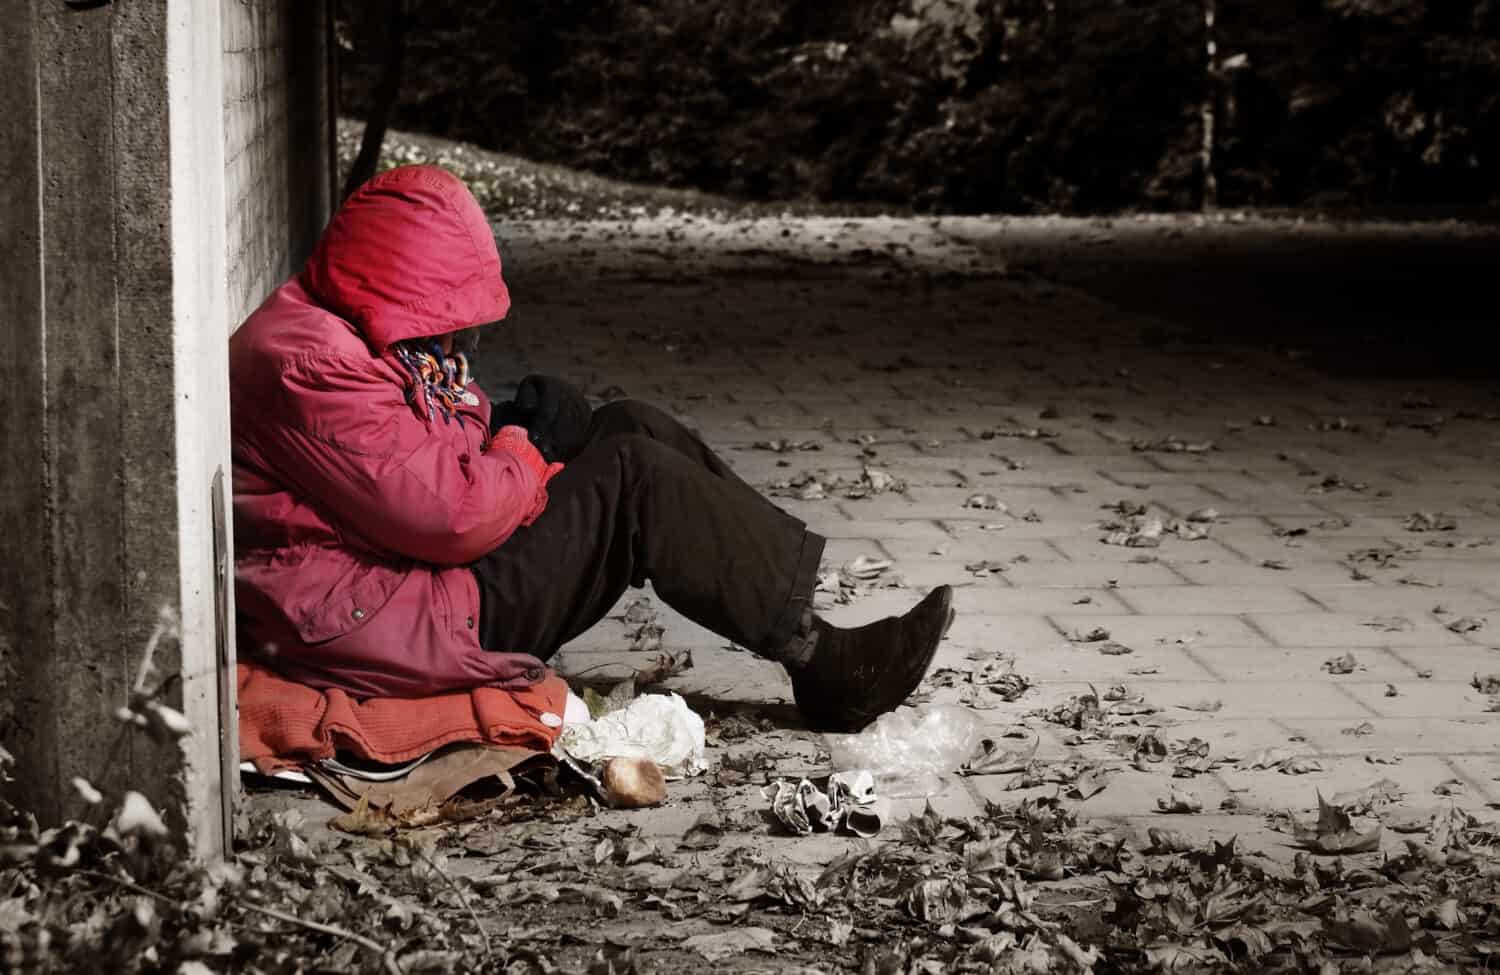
[{"x1": 229, "y1": 164, "x2": 952, "y2": 733}]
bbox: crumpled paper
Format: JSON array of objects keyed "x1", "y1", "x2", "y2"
[
  {"x1": 765, "y1": 770, "x2": 889, "y2": 838},
  {"x1": 557, "y1": 692, "x2": 707, "y2": 778}
]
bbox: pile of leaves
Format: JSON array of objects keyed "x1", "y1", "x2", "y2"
[{"x1": 8, "y1": 728, "x2": 1500, "y2": 972}]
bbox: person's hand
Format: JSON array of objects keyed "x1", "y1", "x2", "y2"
[
  {"x1": 489, "y1": 425, "x2": 551, "y2": 481},
  {"x1": 490, "y1": 375, "x2": 592, "y2": 463},
  {"x1": 490, "y1": 425, "x2": 565, "y2": 526}
]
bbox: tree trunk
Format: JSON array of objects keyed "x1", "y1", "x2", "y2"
[
  {"x1": 1200, "y1": 0, "x2": 1218, "y2": 211},
  {"x1": 341, "y1": 0, "x2": 411, "y2": 201}
]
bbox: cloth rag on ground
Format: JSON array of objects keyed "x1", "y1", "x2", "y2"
[
  {"x1": 304, "y1": 744, "x2": 556, "y2": 823},
  {"x1": 237, "y1": 661, "x2": 570, "y2": 774}
]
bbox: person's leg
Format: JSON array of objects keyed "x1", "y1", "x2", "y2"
[
  {"x1": 474, "y1": 401, "x2": 956, "y2": 732},
  {"x1": 472, "y1": 432, "x2": 823, "y2": 661},
  {"x1": 582, "y1": 400, "x2": 760, "y2": 492}
]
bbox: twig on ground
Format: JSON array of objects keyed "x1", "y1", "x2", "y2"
[
  {"x1": 77, "y1": 868, "x2": 175, "y2": 905},
  {"x1": 241, "y1": 901, "x2": 404, "y2": 975},
  {"x1": 409, "y1": 843, "x2": 492, "y2": 958}
]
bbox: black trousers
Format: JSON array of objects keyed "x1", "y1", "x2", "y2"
[{"x1": 471, "y1": 401, "x2": 826, "y2": 662}]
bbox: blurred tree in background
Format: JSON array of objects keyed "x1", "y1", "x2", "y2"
[{"x1": 338, "y1": 0, "x2": 1499, "y2": 213}]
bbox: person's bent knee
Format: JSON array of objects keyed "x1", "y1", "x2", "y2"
[
  {"x1": 591, "y1": 399, "x2": 671, "y2": 438},
  {"x1": 605, "y1": 431, "x2": 671, "y2": 464},
  {"x1": 591, "y1": 398, "x2": 651, "y2": 426}
]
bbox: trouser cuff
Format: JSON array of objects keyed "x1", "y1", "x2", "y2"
[{"x1": 763, "y1": 529, "x2": 826, "y2": 661}]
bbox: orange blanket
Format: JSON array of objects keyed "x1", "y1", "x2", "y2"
[{"x1": 238, "y1": 661, "x2": 570, "y2": 773}]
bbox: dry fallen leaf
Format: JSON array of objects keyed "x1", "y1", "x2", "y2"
[
  {"x1": 1321, "y1": 652, "x2": 1358, "y2": 675},
  {"x1": 1166, "y1": 519, "x2": 1209, "y2": 541},
  {"x1": 682, "y1": 928, "x2": 775, "y2": 963},
  {"x1": 679, "y1": 811, "x2": 726, "y2": 851},
  {"x1": 1066, "y1": 768, "x2": 1112, "y2": 800},
  {"x1": 1279, "y1": 755, "x2": 1324, "y2": 775},
  {"x1": 1146, "y1": 827, "x2": 1196, "y2": 853},
  {"x1": 1243, "y1": 747, "x2": 1295, "y2": 770},
  {"x1": 962, "y1": 737, "x2": 1039, "y2": 776},
  {"x1": 1332, "y1": 778, "x2": 1404, "y2": 815},
  {"x1": 844, "y1": 555, "x2": 893, "y2": 579},
  {"x1": 115, "y1": 791, "x2": 168, "y2": 840},
  {"x1": 1293, "y1": 791, "x2": 1382, "y2": 854},
  {"x1": 1403, "y1": 511, "x2": 1457, "y2": 532},
  {"x1": 1156, "y1": 787, "x2": 1203, "y2": 814},
  {"x1": 1103, "y1": 516, "x2": 1164, "y2": 548},
  {"x1": 1323, "y1": 910, "x2": 1412, "y2": 955}
]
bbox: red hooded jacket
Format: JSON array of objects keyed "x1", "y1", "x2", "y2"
[{"x1": 230, "y1": 165, "x2": 549, "y2": 698}]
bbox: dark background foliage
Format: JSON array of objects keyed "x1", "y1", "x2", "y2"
[{"x1": 339, "y1": 0, "x2": 1500, "y2": 214}]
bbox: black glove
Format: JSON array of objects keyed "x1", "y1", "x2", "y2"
[{"x1": 490, "y1": 375, "x2": 592, "y2": 464}]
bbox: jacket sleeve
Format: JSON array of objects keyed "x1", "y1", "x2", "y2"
[{"x1": 253, "y1": 353, "x2": 541, "y2": 565}]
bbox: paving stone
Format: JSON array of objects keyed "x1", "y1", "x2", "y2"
[
  {"x1": 1248, "y1": 611, "x2": 1474, "y2": 648},
  {"x1": 1030, "y1": 679, "x2": 1371, "y2": 720},
  {"x1": 1112, "y1": 585, "x2": 1320, "y2": 615},
  {"x1": 1235, "y1": 753, "x2": 1497, "y2": 810},
  {"x1": 1172, "y1": 559, "x2": 1376, "y2": 586},
  {"x1": 816, "y1": 518, "x2": 954, "y2": 541},
  {"x1": 1278, "y1": 717, "x2": 1500, "y2": 758},
  {"x1": 1048, "y1": 537, "x2": 1246, "y2": 565},
  {"x1": 1045, "y1": 613, "x2": 1273, "y2": 648},
  {"x1": 482, "y1": 224, "x2": 1500, "y2": 865},
  {"x1": 1384, "y1": 644, "x2": 1500, "y2": 681},
  {"x1": 924, "y1": 585, "x2": 1132, "y2": 615},
  {"x1": 1069, "y1": 767, "x2": 1233, "y2": 819},
  {"x1": 881, "y1": 536, "x2": 1065, "y2": 563},
  {"x1": 1185, "y1": 645, "x2": 1415, "y2": 681},
  {"x1": 1298, "y1": 584, "x2": 1500, "y2": 615},
  {"x1": 1012, "y1": 643, "x2": 1217, "y2": 683},
  {"x1": 1340, "y1": 679, "x2": 1500, "y2": 719},
  {"x1": 999, "y1": 559, "x2": 1189, "y2": 588},
  {"x1": 941, "y1": 613, "x2": 1075, "y2": 653}
]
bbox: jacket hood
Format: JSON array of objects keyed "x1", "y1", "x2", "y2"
[{"x1": 302, "y1": 165, "x2": 510, "y2": 353}]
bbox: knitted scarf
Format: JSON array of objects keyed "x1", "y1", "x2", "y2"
[{"x1": 392, "y1": 338, "x2": 479, "y2": 425}]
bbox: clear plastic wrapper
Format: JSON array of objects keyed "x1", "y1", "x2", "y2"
[{"x1": 824, "y1": 704, "x2": 983, "y2": 797}]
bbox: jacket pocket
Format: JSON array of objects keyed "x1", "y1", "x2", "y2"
[{"x1": 294, "y1": 565, "x2": 403, "y2": 644}]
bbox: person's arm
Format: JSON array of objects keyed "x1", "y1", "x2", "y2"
[{"x1": 255, "y1": 353, "x2": 551, "y2": 565}]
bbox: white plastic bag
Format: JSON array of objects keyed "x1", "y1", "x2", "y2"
[
  {"x1": 824, "y1": 704, "x2": 983, "y2": 797},
  {"x1": 558, "y1": 692, "x2": 707, "y2": 777}
]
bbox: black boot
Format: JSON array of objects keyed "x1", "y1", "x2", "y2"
[{"x1": 781, "y1": 586, "x2": 954, "y2": 733}]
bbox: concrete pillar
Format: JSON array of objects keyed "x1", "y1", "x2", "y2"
[{"x1": 0, "y1": 0, "x2": 236, "y2": 858}]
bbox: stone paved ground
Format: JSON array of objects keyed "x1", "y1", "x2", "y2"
[
  {"x1": 487, "y1": 215, "x2": 1500, "y2": 859},
  {"x1": 251, "y1": 214, "x2": 1500, "y2": 892}
]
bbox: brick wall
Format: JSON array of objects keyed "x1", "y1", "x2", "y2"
[{"x1": 221, "y1": 0, "x2": 333, "y2": 328}]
